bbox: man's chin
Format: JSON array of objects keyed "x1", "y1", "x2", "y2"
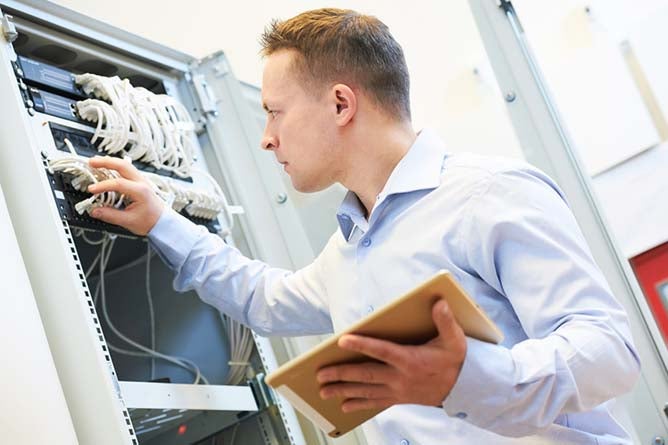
[{"x1": 291, "y1": 176, "x2": 330, "y2": 194}]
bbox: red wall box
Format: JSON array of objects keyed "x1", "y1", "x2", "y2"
[{"x1": 630, "y1": 242, "x2": 668, "y2": 344}]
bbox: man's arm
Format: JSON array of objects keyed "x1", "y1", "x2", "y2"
[
  {"x1": 87, "y1": 156, "x2": 334, "y2": 336},
  {"x1": 439, "y1": 168, "x2": 640, "y2": 436}
]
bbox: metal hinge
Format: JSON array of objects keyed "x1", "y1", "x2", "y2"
[
  {"x1": 191, "y1": 73, "x2": 219, "y2": 120},
  {"x1": 248, "y1": 373, "x2": 277, "y2": 410},
  {"x1": 497, "y1": 0, "x2": 512, "y2": 12},
  {"x1": 496, "y1": 1, "x2": 524, "y2": 33},
  {"x1": 1, "y1": 13, "x2": 18, "y2": 43}
]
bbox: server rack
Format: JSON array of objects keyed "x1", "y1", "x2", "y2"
[{"x1": 0, "y1": 1, "x2": 331, "y2": 444}]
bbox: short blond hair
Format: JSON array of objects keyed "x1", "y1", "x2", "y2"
[{"x1": 260, "y1": 8, "x2": 411, "y2": 120}]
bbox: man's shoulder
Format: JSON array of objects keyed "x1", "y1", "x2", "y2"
[
  {"x1": 438, "y1": 152, "x2": 564, "y2": 203},
  {"x1": 442, "y1": 152, "x2": 555, "y2": 187},
  {"x1": 434, "y1": 152, "x2": 562, "y2": 203},
  {"x1": 442, "y1": 152, "x2": 538, "y2": 178}
]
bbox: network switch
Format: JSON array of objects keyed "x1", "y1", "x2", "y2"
[{"x1": 15, "y1": 55, "x2": 86, "y2": 99}]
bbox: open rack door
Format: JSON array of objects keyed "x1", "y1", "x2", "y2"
[
  {"x1": 469, "y1": 1, "x2": 668, "y2": 442},
  {"x1": 184, "y1": 50, "x2": 321, "y2": 445}
]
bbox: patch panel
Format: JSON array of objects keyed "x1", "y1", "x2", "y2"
[{"x1": 49, "y1": 122, "x2": 194, "y2": 182}]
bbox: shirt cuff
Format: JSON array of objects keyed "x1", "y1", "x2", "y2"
[
  {"x1": 147, "y1": 207, "x2": 207, "y2": 270},
  {"x1": 442, "y1": 337, "x2": 515, "y2": 426}
]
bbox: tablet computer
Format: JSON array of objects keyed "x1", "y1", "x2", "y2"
[{"x1": 265, "y1": 270, "x2": 503, "y2": 438}]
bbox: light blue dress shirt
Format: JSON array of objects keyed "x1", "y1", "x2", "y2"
[{"x1": 149, "y1": 129, "x2": 640, "y2": 444}]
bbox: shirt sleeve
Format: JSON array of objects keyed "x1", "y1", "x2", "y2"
[
  {"x1": 147, "y1": 208, "x2": 333, "y2": 336},
  {"x1": 442, "y1": 168, "x2": 641, "y2": 437}
]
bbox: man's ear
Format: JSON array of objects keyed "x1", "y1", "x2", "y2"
[{"x1": 332, "y1": 83, "x2": 357, "y2": 126}]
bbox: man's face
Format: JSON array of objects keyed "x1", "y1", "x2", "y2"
[{"x1": 261, "y1": 50, "x2": 341, "y2": 192}]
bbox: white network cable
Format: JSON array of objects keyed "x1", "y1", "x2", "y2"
[
  {"x1": 74, "y1": 74, "x2": 195, "y2": 178},
  {"x1": 191, "y1": 167, "x2": 244, "y2": 237},
  {"x1": 220, "y1": 312, "x2": 254, "y2": 385},
  {"x1": 96, "y1": 235, "x2": 209, "y2": 385},
  {"x1": 74, "y1": 228, "x2": 106, "y2": 246},
  {"x1": 48, "y1": 140, "x2": 127, "y2": 215},
  {"x1": 83, "y1": 233, "x2": 249, "y2": 385},
  {"x1": 145, "y1": 243, "x2": 156, "y2": 380},
  {"x1": 77, "y1": 224, "x2": 251, "y2": 385},
  {"x1": 146, "y1": 174, "x2": 227, "y2": 222}
]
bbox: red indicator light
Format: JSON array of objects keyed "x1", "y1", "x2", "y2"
[{"x1": 177, "y1": 424, "x2": 187, "y2": 435}]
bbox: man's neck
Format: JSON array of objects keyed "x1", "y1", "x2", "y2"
[{"x1": 339, "y1": 120, "x2": 417, "y2": 218}]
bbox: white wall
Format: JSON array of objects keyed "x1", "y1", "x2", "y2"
[{"x1": 50, "y1": 0, "x2": 524, "y2": 159}]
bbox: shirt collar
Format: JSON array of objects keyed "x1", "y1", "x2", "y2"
[
  {"x1": 336, "y1": 193, "x2": 366, "y2": 241},
  {"x1": 336, "y1": 128, "x2": 448, "y2": 241}
]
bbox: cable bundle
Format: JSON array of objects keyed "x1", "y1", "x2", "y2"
[
  {"x1": 81, "y1": 232, "x2": 256, "y2": 386},
  {"x1": 145, "y1": 174, "x2": 226, "y2": 221},
  {"x1": 220, "y1": 313, "x2": 254, "y2": 385},
  {"x1": 147, "y1": 175, "x2": 190, "y2": 212},
  {"x1": 47, "y1": 152, "x2": 229, "y2": 224},
  {"x1": 75, "y1": 73, "x2": 196, "y2": 178},
  {"x1": 184, "y1": 190, "x2": 225, "y2": 220},
  {"x1": 48, "y1": 139, "x2": 127, "y2": 214},
  {"x1": 86, "y1": 234, "x2": 208, "y2": 384}
]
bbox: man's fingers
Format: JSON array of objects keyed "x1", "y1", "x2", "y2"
[
  {"x1": 89, "y1": 206, "x2": 132, "y2": 228},
  {"x1": 88, "y1": 156, "x2": 143, "y2": 181},
  {"x1": 337, "y1": 334, "x2": 408, "y2": 369},
  {"x1": 319, "y1": 383, "x2": 390, "y2": 401},
  {"x1": 88, "y1": 177, "x2": 146, "y2": 202},
  {"x1": 340, "y1": 397, "x2": 394, "y2": 413},
  {"x1": 317, "y1": 362, "x2": 394, "y2": 384}
]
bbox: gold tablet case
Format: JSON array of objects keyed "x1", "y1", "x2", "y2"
[{"x1": 265, "y1": 270, "x2": 504, "y2": 438}]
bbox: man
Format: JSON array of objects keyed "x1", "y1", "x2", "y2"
[{"x1": 87, "y1": 8, "x2": 640, "y2": 444}]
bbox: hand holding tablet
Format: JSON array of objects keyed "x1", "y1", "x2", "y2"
[{"x1": 265, "y1": 270, "x2": 503, "y2": 437}]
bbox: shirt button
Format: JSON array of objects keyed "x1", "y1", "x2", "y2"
[
  {"x1": 366, "y1": 305, "x2": 374, "y2": 314},
  {"x1": 455, "y1": 411, "x2": 468, "y2": 419},
  {"x1": 361, "y1": 237, "x2": 371, "y2": 247},
  {"x1": 400, "y1": 440, "x2": 410, "y2": 445}
]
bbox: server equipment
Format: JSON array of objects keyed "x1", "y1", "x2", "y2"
[{"x1": 0, "y1": 2, "x2": 335, "y2": 444}]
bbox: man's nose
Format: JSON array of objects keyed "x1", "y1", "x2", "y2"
[
  {"x1": 261, "y1": 134, "x2": 277, "y2": 151},
  {"x1": 260, "y1": 136, "x2": 276, "y2": 150}
]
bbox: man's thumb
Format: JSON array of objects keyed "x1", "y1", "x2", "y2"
[{"x1": 432, "y1": 299, "x2": 461, "y2": 342}]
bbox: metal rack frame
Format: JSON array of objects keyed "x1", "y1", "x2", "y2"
[{"x1": 0, "y1": 1, "x2": 313, "y2": 444}]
